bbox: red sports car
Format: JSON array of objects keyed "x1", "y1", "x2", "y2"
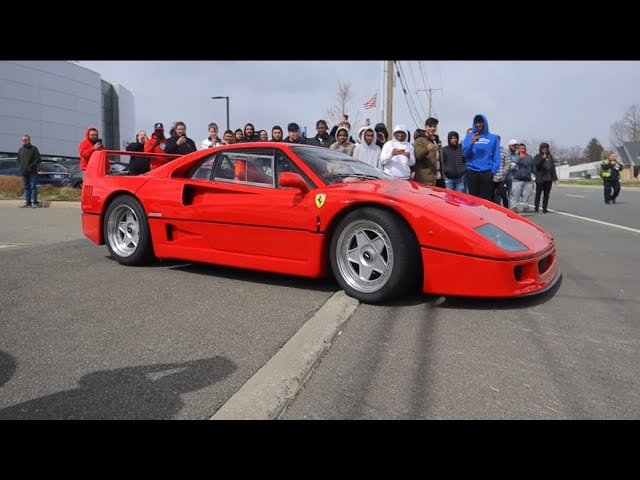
[{"x1": 81, "y1": 144, "x2": 560, "y2": 304}]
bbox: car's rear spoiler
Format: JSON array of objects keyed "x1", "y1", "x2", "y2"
[{"x1": 85, "y1": 150, "x2": 181, "y2": 178}]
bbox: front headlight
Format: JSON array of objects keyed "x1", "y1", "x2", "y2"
[{"x1": 474, "y1": 224, "x2": 528, "y2": 252}]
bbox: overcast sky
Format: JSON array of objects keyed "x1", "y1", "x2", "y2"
[{"x1": 79, "y1": 61, "x2": 640, "y2": 149}]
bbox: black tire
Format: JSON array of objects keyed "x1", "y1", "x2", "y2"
[
  {"x1": 330, "y1": 208, "x2": 420, "y2": 303},
  {"x1": 103, "y1": 195, "x2": 154, "y2": 266}
]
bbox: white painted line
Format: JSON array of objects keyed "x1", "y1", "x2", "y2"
[
  {"x1": 565, "y1": 194, "x2": 585, "y2": 198},
  {"x1": 550, "y1": 209, "x2": 640, "y2": 234},
  {"x1": 210, "y1": 290, "x2": 360, "y2": 420}
]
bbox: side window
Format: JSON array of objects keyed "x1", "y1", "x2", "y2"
[
  {"x1": 215, "y1": 152, "x2": 274, "y2": 187},
  {"x1": 190, "y1": 154, "x2": 217, "y2": 180},
  {"x1": 275, "y1": 151, "x2": 316, "y2": 189}
]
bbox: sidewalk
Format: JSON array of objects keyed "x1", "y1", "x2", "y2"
[{"x1": 0, "y1": 199, "x2": 80, "y2": 208}]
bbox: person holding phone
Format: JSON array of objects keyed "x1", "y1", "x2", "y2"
[
  {"x1": 78, "y1": 126, "x2": 105, "y2": 171},
  {"x1": 462, "y1": 114, "x2": 501, "y2": 200},
  {"x1": 165, "y1": 121, "x2": 197, "y2": 155}
]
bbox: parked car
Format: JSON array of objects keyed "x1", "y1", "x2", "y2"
[
  {"x1": 0, "y1": 158, "x2": 21, "y2": 177},
  {"x1": 37, "y1": 161, "x2": 71, "y2": 187},
  {"x1": 61, "y1": 161, "x2": 84, "y2": 189}
]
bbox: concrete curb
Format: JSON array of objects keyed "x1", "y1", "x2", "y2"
[
  {"x1": 0, "y1": 200, "x2": 80, "y2": 208},
  {"x1": 210, "y1": 290, "x2": 360, "y2": 420}
]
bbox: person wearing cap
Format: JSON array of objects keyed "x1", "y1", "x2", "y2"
[
  {"x1": 307, "y1": 119, "x2": 335, "y2": 148},
  {"x1": 282, "y1": 123, "x2": 307, "y2": 144},
  {"x1": 144, "y1": 122, "x2": 168, "y2": 169},
  {"x1": 533, "y1": 142, "x2": 558, "y2": 212},
  {"x1": 462, "y1": 114, "x2": 501, "y2": 201}
]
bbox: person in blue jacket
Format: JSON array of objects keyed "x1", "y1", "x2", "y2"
[{"x1": 462, "y1": 114, "x2": 501, "y2": 200}]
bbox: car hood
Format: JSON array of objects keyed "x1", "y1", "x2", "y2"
[{"x1": 325, "y1": 180, "x2": 554, "y2": 259}]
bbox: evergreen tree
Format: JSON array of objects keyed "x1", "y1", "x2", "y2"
[{"x1": 583, "y1": 138, "x2": 604, "y2": 163}]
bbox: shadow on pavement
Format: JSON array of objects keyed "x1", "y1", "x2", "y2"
[{"x1": 0, "y1": 356, "x2": 236, "y2": 420}]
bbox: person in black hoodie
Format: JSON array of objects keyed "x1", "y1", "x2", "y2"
[
  {"x1": 307, "y1": 119, "x2": 335, "y2": 147},
  {"x1": 127, "y1": 130, "x2": 151, "y2": 174},
  {"x1": 533, "y1": 142, "x2": 558, "y2": 213},
  {"x1": 441, "y1": 131, "x2": 467, "y2": 192},
  {"x1": 164, "y1": 121, "x2": 197, "y2": 156},
  {"x1": 374, "y1": 122, "x2": 389, "y2": 150}
]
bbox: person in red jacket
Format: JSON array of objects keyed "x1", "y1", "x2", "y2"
[
  {"x1": 78, "y1": 127, "x2": 104, "y2": 170},
  {"x1": 144, "y1": 122, "x2": 169, "y2": 169}
]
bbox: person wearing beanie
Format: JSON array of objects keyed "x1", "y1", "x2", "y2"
[
  {"x1": 462, "y1": 114, "x2": 501, "y2": 200},
  {"x1": 307, "y1": 119, "x2": 335, "y2": 148}
]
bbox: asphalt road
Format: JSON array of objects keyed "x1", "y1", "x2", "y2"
[
  {"x1": 282, "y1": 186, "x2": 640, "y2": 419},
  {"x1": 1, "y1": 185, "x2": 638, "y2": 419},
  {"x1": 0, "y1": 202, "x2": 336, "y2": 419}
]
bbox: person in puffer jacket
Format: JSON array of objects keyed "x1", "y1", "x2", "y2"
[{"x1": 379, "y1": 125, "x2": 415, "y2": 179}]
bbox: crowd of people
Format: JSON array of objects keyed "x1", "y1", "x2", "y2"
[{"x1": 73, "y1": 112, "x2": 624, "y2": 211}]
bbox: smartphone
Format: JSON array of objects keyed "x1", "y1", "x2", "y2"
[{"x1": 97, "y1": 138, "x2": 103, "y2": 144}]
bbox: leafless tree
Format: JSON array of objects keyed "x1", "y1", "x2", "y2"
[
  {"x1": 609, "y1": 104, "x2": 640, "y2": 146},
  {"x1": 325, "y1": 80, "x2": 362, "y2": 133}
]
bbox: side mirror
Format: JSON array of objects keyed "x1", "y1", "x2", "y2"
[{"x1": 279, "y1": 172, "x2": 309, "y2": 193}]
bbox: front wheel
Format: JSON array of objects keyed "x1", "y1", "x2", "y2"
[
  {"x1": 330, "y1": 208, "x2": 420, "y2": 303},
  {"x1": 103, "y1": 195, "x2": 154, "y2": 265}
]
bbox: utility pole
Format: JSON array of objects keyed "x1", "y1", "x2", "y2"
[
  {"x1": 386, "y1": 60, "x2": 394, "y2": 129},
  {"x1": 417, "y1": 87, "x2": 443, "y2": 118}
]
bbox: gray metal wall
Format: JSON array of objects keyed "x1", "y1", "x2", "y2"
[{"x1": 0, "y1": 61, "x2": 133, "y2": 159}]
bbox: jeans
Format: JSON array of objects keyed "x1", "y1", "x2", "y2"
[
  {"x1": 22, "y1": 173, "x2": 38, "y2": 205},
  {"x1": 445, "y1": 175, "x2": 466, "y2": 193}
]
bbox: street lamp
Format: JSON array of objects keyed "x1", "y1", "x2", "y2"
[{"x1": 211, "y1": 96, "x2": 230, "y2": 132}]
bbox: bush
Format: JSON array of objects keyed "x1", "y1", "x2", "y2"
[
  {"x1": 0, "y1": 175, "x2": 23, "y2": 199},
  {"x1": 0, "y1": 177, "x2": 81, "y2": 201}
]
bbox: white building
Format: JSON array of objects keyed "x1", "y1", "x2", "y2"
[{"x1": 556, "y1": 160, "x2": 601, "y2": 180}]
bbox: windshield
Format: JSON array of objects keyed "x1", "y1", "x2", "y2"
[{"x1": 290, "y1": 146, "x2": 394, "y2": 185}]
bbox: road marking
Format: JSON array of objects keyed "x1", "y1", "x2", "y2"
[
  {"x1": 549, "y1": 209, "x2": 640, "y2": 234},
  {"x1": 565, "y1": 194, "x2": 585, "y2": 198},
  {"x1": 0, "y1": 242, "x2": 29, "y2": 249}
]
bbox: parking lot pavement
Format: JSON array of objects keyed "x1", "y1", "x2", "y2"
[{"x1": 0, "y1": 199, "x2": 80, "y2": 209}]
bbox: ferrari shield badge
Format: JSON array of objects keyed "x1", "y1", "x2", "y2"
[{"x1": 315, "y1": 193, "x2": 326, "y2": 209}]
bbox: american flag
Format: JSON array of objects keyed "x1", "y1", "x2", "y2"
[{"x1": 364, "y1": 93, "x2": 377, "y2": 110}]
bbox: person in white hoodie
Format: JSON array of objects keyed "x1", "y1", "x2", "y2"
[
  {"x1": 353, "y1": 126, "x2": 381, "y2": 169},
  {"x1": 379, "y1": 125, "x2": 415, "y2": 179}
]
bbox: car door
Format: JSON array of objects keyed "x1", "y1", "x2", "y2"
[{"x1": 152, "y1": 148, "x2": 319, "y2": 265}]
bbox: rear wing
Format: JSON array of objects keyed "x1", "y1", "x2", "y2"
[{"x1": 85, "y1": 150, "x2": 181, "y2": 178}]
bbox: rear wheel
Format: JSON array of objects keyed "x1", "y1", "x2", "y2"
[
  {"x1": 103, "y1": 195, "x2": 154, "y2": 265},
  {"x1": 330, "y1": 208, "x2": 420, "y2": 303}
]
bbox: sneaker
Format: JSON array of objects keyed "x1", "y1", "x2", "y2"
[
  {"x1": 543, "y1": 209, "x2": 548, "y2": 213},
  {"x1": 32, "y1": 203, "x2": 38, "y2": 209},
  {"x1": 20, "y1": 204, "x2": 32, "y2": 208},
  {"x1": 605, "y1": 201, "x2": 611, "y2": 205},
  {"x1": 612, "y1": 199, "x2": 617, "y2": 204}
]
